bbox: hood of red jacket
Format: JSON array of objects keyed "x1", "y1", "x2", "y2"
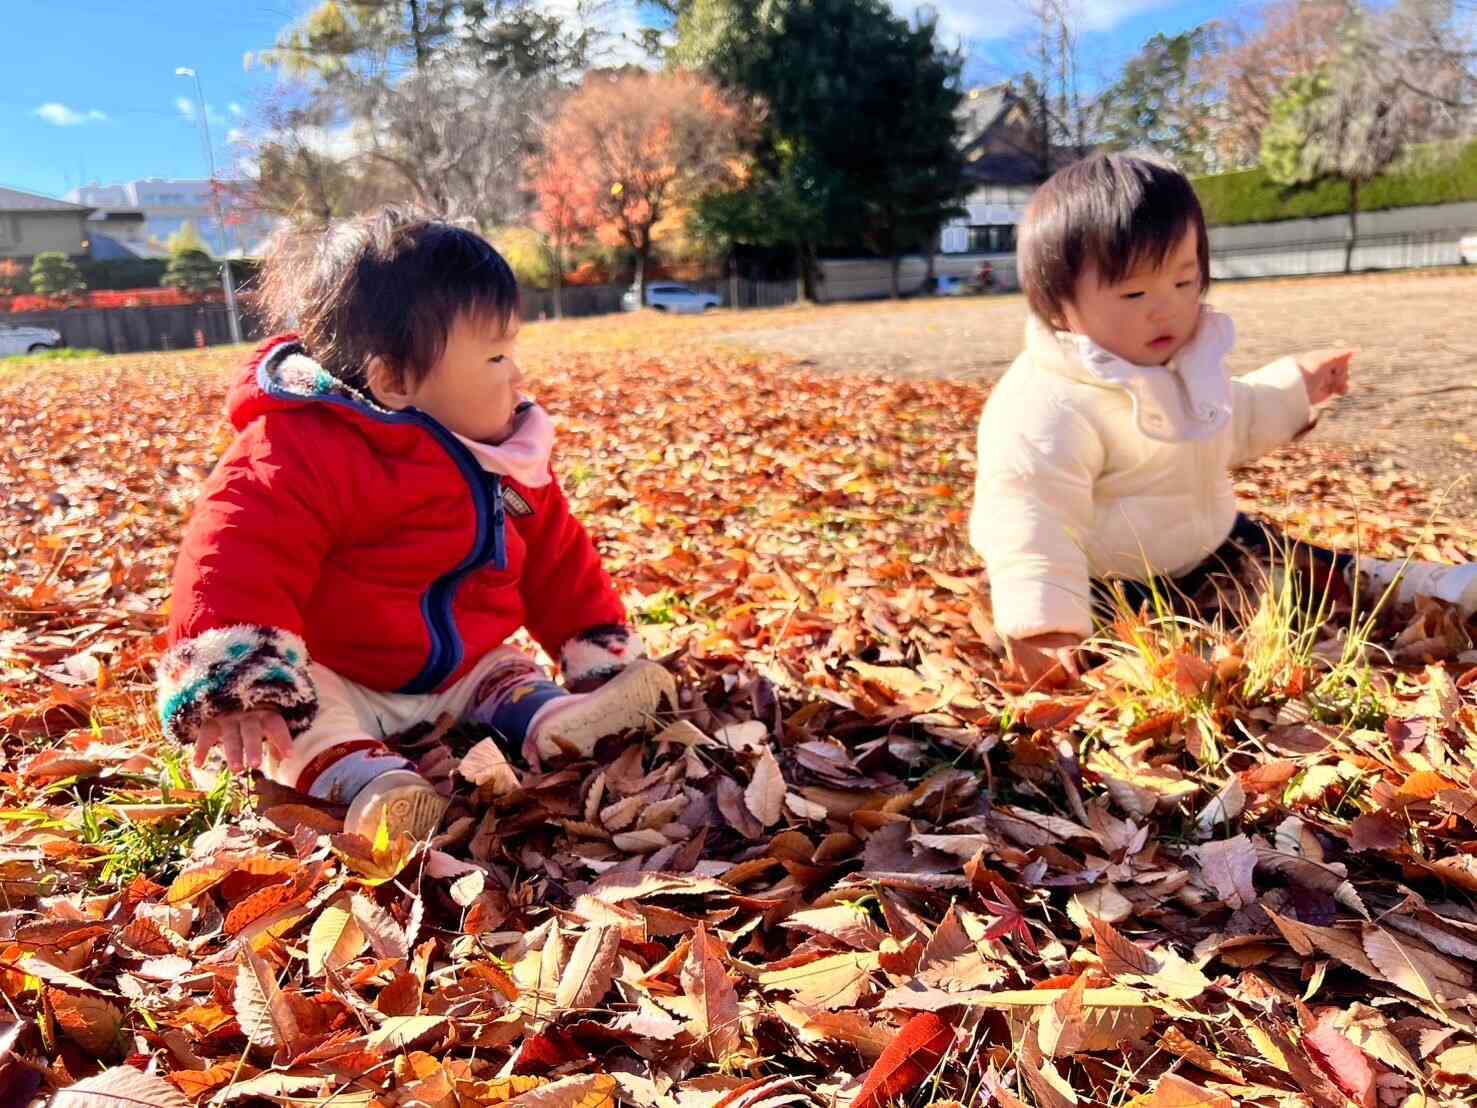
[{"x1": 226, "y1": 335, "x2": 428, "y2": 454}]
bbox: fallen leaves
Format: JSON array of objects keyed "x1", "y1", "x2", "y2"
[{"x1": 3, "y1": 318, "x2": 1477, "y2": 1104}]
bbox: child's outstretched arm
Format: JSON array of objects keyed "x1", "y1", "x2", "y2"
[
  {"x1": 511, "y1": 470, "x2": 645, "y2": 690},
  {"x1": 158, "y1": 410, "x2": 352, "y2": 765},
  {"x1": 1228, "y1": 348, "x2": 1352, "y2": 466},
  {"x1": 972, "y1": 396, "x2": 1104, "y2": 683}
]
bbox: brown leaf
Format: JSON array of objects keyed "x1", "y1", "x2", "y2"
[
  {"x1": 1193, "y1": 835, "x2": 1257, "y2": 908},
  {"x1": 1135, "y1": 1073, "x2": 1234, "y2": 1108},
  {"x1": 770, "y1": 1001, "x2": 892, "y2": 1060},
  {"x1": 49, "y1": 988, "x2": 123, "y2": 1055},
  {"x1": 234, "y1": 948, "x2": 299, "y2": 1050},
  {"x1": 681, "y1": 922, "x2": 740, "y2": 1061},
  {"x1": 554, "y1": 925, "x2": 621, "y2": 1010},
  {"x1": 1361, "y1": 924, "x2": 1472, "y2": 1003},
  {"x1": 745, "y1": 746, "x2": 786, "y2": 827},
  {"x1": 759, "y1": 951, "x2": 880, "y2": 1009},
  {"x1": 459, "y1": 737, "x2": 522, "y2": 794},
  {"x1": 1089, "y1": 916, "x2": 1160, "y2": 976},
  {"x1": 504, "y1": 1073, "x2": 618, "y2": 1108},
  {"x1": 51, "y1": 1066, "x2": 192, "y2": 1108}
]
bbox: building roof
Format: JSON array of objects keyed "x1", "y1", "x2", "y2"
[
  {"x1": 957, "y1": 85, "x2": 1014, "y2": 140},
  {"x1": 0, "y1": 186, "x2": 91, "y2": 214}
]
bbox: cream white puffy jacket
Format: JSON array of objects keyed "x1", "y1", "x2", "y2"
[{"x1": 970, "y1": 309, "x2": 1311, "y2": 641}]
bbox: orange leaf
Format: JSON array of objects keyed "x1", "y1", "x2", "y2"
[{"x1": 851, "y1": 1012, "x2": 955, "y2": 1108}]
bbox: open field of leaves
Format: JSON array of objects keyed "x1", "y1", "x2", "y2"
[{"x1": 3, "y1": 295, "x2": 1477, "y2": 1107}]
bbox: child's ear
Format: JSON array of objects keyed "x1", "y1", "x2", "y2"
[{"x1": 366, "y1": 355, "x2": 413, "y2": 409}]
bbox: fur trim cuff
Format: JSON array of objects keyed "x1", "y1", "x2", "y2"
[
  {"x1": 559, "y1": 624, "x2": 646, "y2": 689},
  {"x1": 157, "y1": 626, "x2": 318, "y2": 743}
]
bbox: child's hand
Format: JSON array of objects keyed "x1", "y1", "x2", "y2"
[
  {"x1": 1007, "y1": 632, "x2": 1085, "y2": 690},
  {"x1": 194, "y1": 709, "x2": 294, "y2": 772},
  {"x1": 1296, "y1": 348, "x2": 1355, "y2": 406}
]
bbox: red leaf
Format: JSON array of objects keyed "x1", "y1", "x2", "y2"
[
  {"x1": 851, "y1": 1012, "x2": 955, "y2": 1108},
  {"x1": 1304, "y1": 1012, "x2": 1376, "y2": 1108}
]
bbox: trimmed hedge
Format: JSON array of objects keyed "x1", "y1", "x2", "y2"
[
  {"x1": 73, "y1": 257, "x2": 263, "y2": 291},
  {"x1": 1193, "y1": 141, "x2": 1477, "y2": 226},
  {"x1": 77, "y1": 258, "x2": 167, "y2": 290}
]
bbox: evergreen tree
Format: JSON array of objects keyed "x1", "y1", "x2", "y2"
[{"x1": 29, "y1": 253, "x2": 86, "y2": 299}]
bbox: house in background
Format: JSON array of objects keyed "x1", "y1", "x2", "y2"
[
  {"x1": 66, "y1": 178, "x2": 277, "y2": 257},
  {"x1": 86, "y1": 209, "x2": 152, "y2": 259},
  {"x1": 939, "y1": 84, "x2": 1080, "y2": 256},
  {"x1": 0, "y1": 187, "x2": 92, "y2": 263}
]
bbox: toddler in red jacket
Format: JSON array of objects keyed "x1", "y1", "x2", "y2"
[{"x1": 157, "y1": 208, "x2": 675, "y2": 841}]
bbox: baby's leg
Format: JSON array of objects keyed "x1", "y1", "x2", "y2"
[
  {"x1": 461, "y1": 647, "x2": 675, "y2": 763},
  {"x1": 266, "y1": 665, "x2": 446, "y2": 841}
]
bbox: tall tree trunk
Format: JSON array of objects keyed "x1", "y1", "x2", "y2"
[
  {"x1": 1344, "y1": 178, "x2": 1360, "y2": 275},
  {"x1": 408, "y1": 0, "x2": 427, "y2": 69},
  {"x1": 635, "y1": 245, "x2": 648, "y2": 307},
  {"x1": 551, "y1": 239, "x2": 564, "y2": 321},
  {"x1": 889, "y1": 253, "x2": 901, "y2": 299},
  {"x1": 728, "y1": 249, "x2": 739, "y2": 310},
  {"x1": 795, "y1": 242, "x2": 807, "y2": 303}
]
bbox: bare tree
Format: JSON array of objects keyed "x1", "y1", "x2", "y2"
[
  {"x1": 1261, "y1": 0, "x2": 1477, "y2": 271},
  {"x1": 348, "y1": 51, "x2": 554, "y2": 230}
]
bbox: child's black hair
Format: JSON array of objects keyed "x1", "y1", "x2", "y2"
[
  {"x1": 1018, "y1": 152, "x2": 1210, "y2": 327},
  {"x1": 257, "y1": 207, "x2": 520, "y2": 391}
]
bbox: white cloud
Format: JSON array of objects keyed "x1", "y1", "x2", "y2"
[
  {"x1": 229, "y1": 102, "x2": 244, "y2": 116},
  {"x1": 176, "y1": 97, "x2": 228, "y2": 126},
  {"x1": 35, "y1": 102, "x2": 107, "y2": 126},
  {"x1": 890, "y1": 0, "x2": 1179, "y2": 43},
  {"x1": 226, "y1": 127, "x2": 247, "y2": 145}
]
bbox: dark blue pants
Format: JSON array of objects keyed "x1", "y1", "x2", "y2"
[{"x1": 1095, "y1": 514, "x2": 1353, "y2": 618}]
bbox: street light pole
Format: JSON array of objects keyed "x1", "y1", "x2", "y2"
[{"x1": 175, "y1": 66, "x2": 242, "y2": 344}]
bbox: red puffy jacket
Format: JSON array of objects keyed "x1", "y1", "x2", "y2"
[{"x1": 158, "y1": 336, "x2": 635, "y2": 742}]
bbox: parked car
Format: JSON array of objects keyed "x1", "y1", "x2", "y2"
[
  {"x1": 621, "y1": 283, "x2": 721, "y2": 313},
  {"x1": 1460, "y1": 231, "x2": 1477, "y2": 265},
  {"x1": 0, "y1": 322, "x2": 63, "y2": 356},
  {"x1": 933, "y1": 275, "x2": 970, "y2": 296}
]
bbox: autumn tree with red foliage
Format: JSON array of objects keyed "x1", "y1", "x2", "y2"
[
  {"x1": 535, "y1": 69, "x2": 750, "y2": 304},
  {"x1": 527, "y1": 147, "x2": 599, "y2": 319}
]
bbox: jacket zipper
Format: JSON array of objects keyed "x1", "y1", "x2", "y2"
[{"x1": 400, "y1": 426, "x2": 509, "y2": 695}]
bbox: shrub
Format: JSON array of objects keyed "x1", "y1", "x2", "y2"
[
  {"x1": 30, "y1": 252, "x2": 86, "y2": 299},
  {"x1": 162, "y1": 249, "x2": 221, "y2": 297}
]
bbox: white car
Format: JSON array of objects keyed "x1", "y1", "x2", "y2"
[
  {"x1": 0, "y1": 322, "x2": 62, "y2": 356},
  {"x1": 621, "y1": 283, "x2": 721, "y2": 314},
  {"x1": 1460, "y1": 231, "x2": 1477, "y2": 265}
]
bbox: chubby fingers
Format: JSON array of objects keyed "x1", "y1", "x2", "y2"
[
  {"x1": 262, "y1": 713, "x2": 295, "y2": 763},
  {"x1": 194, "y1": 718, "x2": 221, "y2": 768}
]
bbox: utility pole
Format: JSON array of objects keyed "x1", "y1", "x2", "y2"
[{"x1": 175, "y1": 66, "x2": 243, "y2": 344}]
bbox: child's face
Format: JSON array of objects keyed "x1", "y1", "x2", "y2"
[
  {"x1": 379, "y1": 312, "x2": 525, "y2": 442},
  {"x1": 1060, "y1": 227, "x2": 1204, "y2": 367}
]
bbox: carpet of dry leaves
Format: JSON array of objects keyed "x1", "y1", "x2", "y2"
[{"x1": 3, "y1": 300, "x2": 1477, "y2": 1108}]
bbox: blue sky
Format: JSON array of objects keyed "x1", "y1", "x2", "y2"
[{"x1": 2, "y1": 0, "x2": 1233, "y2": 202}]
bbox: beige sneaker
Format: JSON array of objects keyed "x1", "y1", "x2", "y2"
[
  {"x1": 531, "y1": 659, "x2": 677, "y2": 760},
  {"x1": 344, "y1": 769, "x2": 448, "y2": 842}
]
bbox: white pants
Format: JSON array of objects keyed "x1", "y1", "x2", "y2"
[{"x1": 267, "y1": 646, "x2": 537, "y2": 787}]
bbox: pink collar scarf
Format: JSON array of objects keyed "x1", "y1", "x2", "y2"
[{"x1": 452, "y1": 399, "x2": 555, "y2": 487}]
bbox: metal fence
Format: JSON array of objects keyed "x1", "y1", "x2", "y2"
[
  {"x1": 1210, "y1": 229, "x2": 1468, "y2": 279},
  {"x1": 4, "y1": 303, "x2": 266, "y2": 355}
]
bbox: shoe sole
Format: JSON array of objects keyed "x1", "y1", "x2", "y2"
[
  {"x1": 537, "y1": 661, "x2": 677, "y2": 758},
  {"x1": 344, "y1": 774, "x2": 448, "y2": 842}
]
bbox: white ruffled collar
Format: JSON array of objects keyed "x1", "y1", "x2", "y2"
[{"x1": 1030, "y1": 307, "x2": 1237, "y2": 443}]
